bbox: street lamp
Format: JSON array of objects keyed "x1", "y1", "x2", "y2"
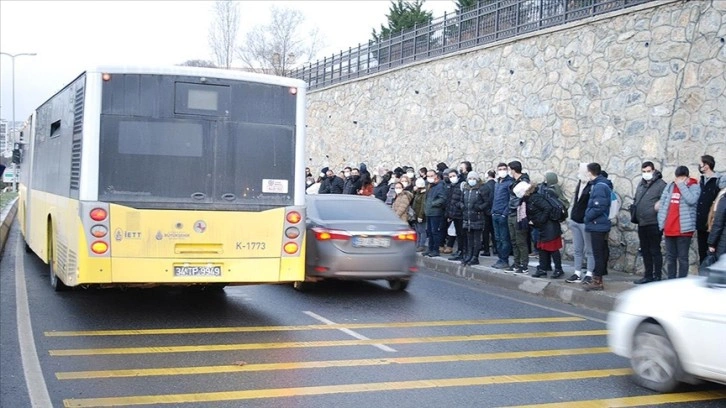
[{"x1": 0, "y1": 52, "x2": 37, "y2": 192}]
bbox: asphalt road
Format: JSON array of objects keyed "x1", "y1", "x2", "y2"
[{"x1": 1, "y1": 225, "x2": 725, "y2": 408}]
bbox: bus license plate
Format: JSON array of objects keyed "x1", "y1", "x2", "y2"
[
  {"x1": 353, "y1": 237, "x2": 391, "y2": 248},
  {"x1": 173, "y1": 265, "x2": 222, "y2": 277}
]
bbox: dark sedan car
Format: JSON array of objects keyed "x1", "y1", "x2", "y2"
[{"x1": 297, "y1": 194, "x2": 418, "y2": 291}]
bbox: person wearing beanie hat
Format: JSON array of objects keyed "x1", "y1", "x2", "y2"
[
  {"x1": 318, "y1": 167, "x2": 344, "y2": 194},
  {"x1": 459, "y1": 171, "x2": 486, "y2": 265}
]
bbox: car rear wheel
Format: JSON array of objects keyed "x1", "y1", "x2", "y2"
[
  {"x1": 388, "y1": 279, "x2": 409, "y2": 291},
  {"x1": 631, "y1": 322, "x2": 682, "y2": 392}
]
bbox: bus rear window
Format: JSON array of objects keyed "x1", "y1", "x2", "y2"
[
  {"x1": 119, "y1": 120, "x2": 203, "y2": 157},
  {"x1": 175, "y1": 82, "x2": 229, "y2": 116}
]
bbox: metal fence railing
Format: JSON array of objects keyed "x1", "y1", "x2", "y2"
[{"x1": 289, "y1": 0, "x2": 653, "y2": 90}]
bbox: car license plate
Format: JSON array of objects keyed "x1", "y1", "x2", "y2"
[
  {"x1": 353, "y1": 237, "x2": 391, "y2": 248},
  {"x1": 173, "y1": 265, "x2": 222, "y2": 277}
]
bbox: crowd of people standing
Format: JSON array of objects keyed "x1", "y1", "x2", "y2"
[{"x1": 305, "y1": 154, "x2": 726, "y2": 291}]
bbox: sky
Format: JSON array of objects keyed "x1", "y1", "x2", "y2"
[{"x1": 0, "y1": 0, "x2": 456, "y2": 123}]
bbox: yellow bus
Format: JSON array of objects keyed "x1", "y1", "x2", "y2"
[{"x1": 17, "y1": 66, "x2": 306, "y2": 291}]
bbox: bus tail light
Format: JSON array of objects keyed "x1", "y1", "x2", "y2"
[
  {"x1": 312, "y1": 227, "x2": 350, "y2": 241},
  {"x1": 393, "y1": 231, "x2": 416, "y2": 241},
  {"x1": 90, "y1": 225, "x2": 108, "y2": 238},
  {"x1": 90, "y1": 208, "x2": 108, "y2": 221},
  {"x1": 289, "y1": 87, "x2": 298, "y2": 95},
  {"x1": 285, "y1": 227, "x2": 300, "y2": 239},
  {"x1": 283, "y1": 242, "x2": 298, "y2": 254},
  {"x1": 286, "y1": 211, "x2": 301, "y2": 224},
  {"x1": 91, "y1": 241, "x2": 108, "y2": 254}
]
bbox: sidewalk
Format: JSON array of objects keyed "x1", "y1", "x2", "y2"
[
  {"x1": 416, "y1": 251, "x2": 638, "y2": 313},
  {"x1": 0, "y1": 196, "x2": 18, "y2": 256}
]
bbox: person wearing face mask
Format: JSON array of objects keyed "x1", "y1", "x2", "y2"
[
  {"x1": 424, "y1": 170, "x2": 448, "y2": 257},
  {"x1": 696, "y1": 155, "x2": 726, "y2": 263},
  {"x1": 399, "y1": 175, "x2": 413, "y2": 193},
  {"x1": 305, "y1": 167, "x2": 312, "y2": 179},
  {"x1": 491, "y1": 163, "x2": 514, "y2": 269},
  {"x1": 318, "y1": 167, "x2": 344, "y2": 194},
  {"x1": 583, "y1": 163, "x2": 612, "y2": 291},
  {"x1": 459, "y1": 171, "x2": 486, "y2": 265},
  {"x1": 412, "y1": 177, "x2": 428, "y2": 251},
  {"x1": 305, "y1": 176, "x2": 320, "y2": 195},
  {"x1": 406, "y1": 168, "x2": 417, "y2": 184},
  {"x1": 565, "y1": 163, "x2": 595, "y2": 283},
  {"x1": 392, "y1": 182, "x2": 414, "y2": 223},
  {"x1": 507, "y1": 160, "x2": 531, "y2": 274},
  {"x1": 631, "y1": 161, "x2": 667, "y2": 284},
  {"x1": 386, "y1": 169, "x2": 403, "y2": 206},
  {"x1": 480, "y1": 170, "x2": 497, "y2": 257},
  {"x1": 657, "y1": 165, "x2": 701, "y2": 279},
  {"x1": 445, "y1": 169, "x2": 466, "y2": 259},
  {"x1": 459, "y1": 161, "x2": 472, "y2": 180}
]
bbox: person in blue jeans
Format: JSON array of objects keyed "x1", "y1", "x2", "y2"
[
  {"x1": 491, "y1": 163, "x2": 513, "y2": 269},
  {"x1": 423, "y1": 170, "x2": 448, "y2": 257}
]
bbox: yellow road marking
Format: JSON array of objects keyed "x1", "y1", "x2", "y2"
[
  {"x1": 49, "y1": 329, "x2": 607, "y2": 356},
  {"x1": 44, "y1": 316, "x2": 584, "y2": 337},
  {"x1": 503, "y1": 390, "x2": 726, "y2": 407},
  {"x1": 56, "y1": 346, "x2": 611, "y2": 380},
  {"x1": 63, "y1": 368, "x2": 631, "y2": 407}
]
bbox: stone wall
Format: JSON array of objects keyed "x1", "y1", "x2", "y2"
[{"x1": 305, "y1": 0, "x2": 726, "y2": 273}]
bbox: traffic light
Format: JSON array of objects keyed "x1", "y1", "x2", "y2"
[{"x1": 12, "y1": 148, "x2": 21, "y2": 164}]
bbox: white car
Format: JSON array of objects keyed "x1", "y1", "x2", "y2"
[{"x1": 607, "y1": 256, "x2": 726, "y2": 392}]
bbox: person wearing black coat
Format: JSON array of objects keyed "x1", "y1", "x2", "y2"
[
  {"x1": 525, "y1": 183, "x2": 565, "y2": 279},
  {"x1": 318, "y1": 168, "x2": 344, "y2": 194},
  {"x1": 707, "y1": 189, "x2": 726, "y2": 258},
  {"x1": 480, "y1": 170, "x2": 496, "y2": 257},
  {"x1": 459, "y1": 172, "x2": 487, "y2": 265},
  {"x1": 374, "y1": 173, "x2": 392, "y2": 202},
  {"x1": 445, "y1": 169, "x2": 466, "y2": 260}
]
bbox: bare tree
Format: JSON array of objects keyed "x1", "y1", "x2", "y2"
[
  {"x1": 179, "y1": 59, "x2": 217, "y2": 68},
  {"x1": 237, "y1": 5, "x2": 324, "y2": 76},
  {"x1": 208, "y1": 0, "x2": 240, "y2": 69}
]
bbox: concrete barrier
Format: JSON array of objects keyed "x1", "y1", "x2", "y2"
[{"x1": 0, "y1": 197, "x2": 19, "y2": 256}]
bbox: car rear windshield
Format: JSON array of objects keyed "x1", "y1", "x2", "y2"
[{"x1": 314, "y1": 199, "x2": 401, "y2": 222}]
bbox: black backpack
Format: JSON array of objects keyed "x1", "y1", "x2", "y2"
[{"x1": 541, "y1": 188, "x2": 568, "y2": 223}]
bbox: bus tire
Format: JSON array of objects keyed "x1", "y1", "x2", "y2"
[
  {"x1": 48, "y1": 231, "x2": 68, "y2": 292},
  {"x1": 24, "y1": 242, "x2": 32, "y2": 253}
]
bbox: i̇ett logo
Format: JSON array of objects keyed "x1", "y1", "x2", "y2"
[{"x1": 194, "y1": 220, "x2": 207, "y2": 234}]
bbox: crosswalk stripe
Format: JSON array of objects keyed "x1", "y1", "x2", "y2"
[
  {"x1": 44, "y1": 317, "x2": 584, "y2": 337},
  {"x1": 62, "y1": 368, "x2": 632, "y2": 407},
  {"x1": 56, "y1": 346, "x2": 612, "y2": 380},
  {"x1": 49, "y1": 329, "x2": 607, "y2": 356},
  {"x1": 502, "y1": 390, "x2": 726, "y2": 407}
]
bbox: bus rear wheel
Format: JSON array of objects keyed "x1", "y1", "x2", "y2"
[{"x1": 49, "y1": 233, "x2": 68, "y2": 292}]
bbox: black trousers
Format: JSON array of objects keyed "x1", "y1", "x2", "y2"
[
  {"x1": 697, "y1": 229, "x2": 710, "y2": 264},
  {"x1": 538, "y1": 249, "x2": 563, "y2": 271},
  {"x1": 638, "y1": 224, "x2": 663, "y2": 280},
  {"x1": 466, "y1": 229, "x2": 482, "y2": 260},
  {"x1": 590, "y1": 231, "x2": 609, "y2": 277},
  {"x1": 481, "y1": 215, "x2": 496, "y2": 254}
]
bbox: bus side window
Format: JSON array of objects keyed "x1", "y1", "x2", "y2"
[{"x1": 50, "y1": 120, "x2": 61, "y2": 138}]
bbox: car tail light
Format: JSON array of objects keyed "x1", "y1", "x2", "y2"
[
  {"x1": 90, "y1": 225, "x2": 108, "y2": 238},
  {"x1": 286, "y1": 211, "x2": 301, "y2": 224},
  {"x1": 91, "y1": 241, "x2": 108, "y2": 254},
  {"x1": 314, "y1": 266, "x2": 328, "y2": 273},
  {"x1": 312, "y1": 227, "x2": 350, "y2": 241},
  {"x1": 393, "y1": 231, "x2": 416, "y2": 241},
  {"x1": 408, "y1": 266, "x2": 419, "y2": 272},
  {"x1": 283, "y1": 242, "x2": 298, "y2": 254},
  {"x1": 90, "y1": 208, "x2": 108, "y2": 221},
  {"x1": 285, "y1": 227, "x2": 300, "y2": 239}
]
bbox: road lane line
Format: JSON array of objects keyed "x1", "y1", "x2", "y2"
[
  {"x1": 56, "y1": 346, "x2": 611, "y2": 380},
  {"x1": 14, "y1": 236, "x2": 53, "y2": 406},
  {"x1": 303, "y1": 310, "x2": 396, "y2": 352},
  {"x1": 43, "y1": 316, "x2": 585, "y2": 337},
  {"x1": 502, "y1": 390, "x2": 726, "y2": 407},
  {"x1": 421, "y1": 271, "x2": 609, "y2": 324},
  {"x1": 49, "y1": 329, "x2": 607, "y2": 356},
  {"x1": 62, "y1": 368, "x2": 631, "y2": 407}
]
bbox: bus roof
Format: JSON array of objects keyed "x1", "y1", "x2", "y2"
[{"x1": 86, "y1": 65, "x2": 307, "y2": 89}]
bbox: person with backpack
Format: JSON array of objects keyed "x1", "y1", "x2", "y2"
[
  {"x1": 657, "y1": 166, "x2": 701, "y2": 279},
  {"x1": 459, "y1": 171, "x2": 487, "y2": 266},
  {"x1": 526, "y1": 182, "x2": 566, "y2": 279},
  {"x1": 583, "y1": 163, "x2": 612, "y2": 291},
  {"x1": 631, "y1": 161, "x2": 667, "y2": 284}
]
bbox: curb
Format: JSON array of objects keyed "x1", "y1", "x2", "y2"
[
  {"x1": 0, "y1": 198, "x2": 19, "y2": 256},
  {"x1": 417, "y1": 255, "x2": 618, "y2": 313}
]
